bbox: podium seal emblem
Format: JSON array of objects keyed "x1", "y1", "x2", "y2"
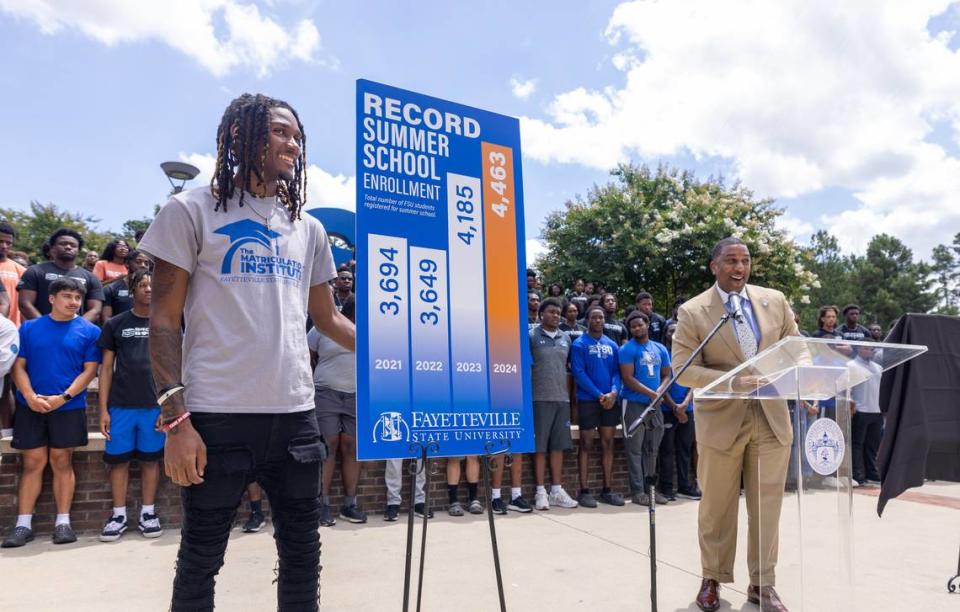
[{"x1": 805, "y1": 418, "x2": 845, "y2": 476}]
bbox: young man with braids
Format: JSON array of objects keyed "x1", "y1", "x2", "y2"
[{"x1": 139, "y1": 93, "x2": 354, "y2": 611}]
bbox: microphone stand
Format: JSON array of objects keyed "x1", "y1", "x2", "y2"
[
  {"x1": 626, "y1": 309, "x2": 733, "y2": 437},
  {"x1": 623, "y1": 307, "x2": 733, "y2": 612}
]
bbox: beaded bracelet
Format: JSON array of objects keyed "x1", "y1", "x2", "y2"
[{"x1": 161, "y1": 411, "x2": 192, "y2": 433}]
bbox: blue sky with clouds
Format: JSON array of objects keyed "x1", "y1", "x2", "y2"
[{"x1": 2, "y1": 0, "x2": 959, "y2": 262}]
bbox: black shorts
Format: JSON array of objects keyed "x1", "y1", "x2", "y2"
[
  {"x1": 11, "y1": 403, "x2": 88, "y2": 450},
  {"x1": 578, "y1": 400, "x2": 620, "y2": 430},
  {"x1": 533, "y1": 401, "x2": 573, "y2": 453}
]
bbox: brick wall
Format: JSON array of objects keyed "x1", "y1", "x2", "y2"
[{"x1": 1, "y1": 391, "x2": 641, "y2": 536}]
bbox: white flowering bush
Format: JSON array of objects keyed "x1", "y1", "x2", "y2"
[{"x1": 538, "y1": 164, "x2": 816, "y2": 309}]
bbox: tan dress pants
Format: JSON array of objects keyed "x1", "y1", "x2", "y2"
[{"x1": 698, "y1": 401, "x2": 790, "y2": 586}]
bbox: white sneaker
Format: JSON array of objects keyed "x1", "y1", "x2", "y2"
[
  {"x1": 822, "y1": 476, "x2": 841, "y2": 488},
  {"x1": 547, "y1": 487, "x2": 579, "y2": 509},
  {"x1": 534, "y1": 490, "x2": 550, "y2": 511}
]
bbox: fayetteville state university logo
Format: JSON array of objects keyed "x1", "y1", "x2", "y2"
[
  {"x1": 213, "y1": 219, "x2": 304, "y2": 284},
  {"x1": 805, "y1": 418, "x2": 846, "y2": 476},
  {"x1": 372, "y1": 412, "x2": 410, "y2": 443}
]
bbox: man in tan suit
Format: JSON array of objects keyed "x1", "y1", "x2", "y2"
[{"x1": 673, "y1": 237, "x2": 799, "y2": 612}]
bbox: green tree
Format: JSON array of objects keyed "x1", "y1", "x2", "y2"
[
  {"x1": 123, "y1": 218, "x2": 152, "y2": 240},
  {"x1": 537, "y1": 164, "x2": 816, "y2": 313},
  {"x1": 852, "y1": 234, "x2": 937, "y2": 326},
  {"x1": 930, "y1": 243, "x2": 958, "y2": 315},
  {"x1": 801, "y1": 230, "x2": 858, "y2": 331},
  {"x1": 0, "y1": 201, "x2": 116, "y2": 263},
  {"x1": 122, "y1": 204, "x2": 160, "y2": 241}
]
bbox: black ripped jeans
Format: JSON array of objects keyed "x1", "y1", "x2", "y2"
[{"x1": 171, "y1": 411, "x2": 326, "y2": 612}]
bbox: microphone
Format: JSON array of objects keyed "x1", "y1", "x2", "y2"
[{"x1": 729, "y1": 293, "x2": 745, "y2": 323}]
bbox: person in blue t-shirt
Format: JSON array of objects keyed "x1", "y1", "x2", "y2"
[
  {"x1": 619, "y1": 311, "x2": 671, "y2": 506},
  {"x1": 657, "y1": 322, "x2": 702, "y2": 501},
  {"x1": 570, "y1": 306, "x2": 624, "y2": 506},
  {"x1": 571, "y1": 306, "x2": 625, "y2": 508},
  {"x1": 2, "y1": 277, "x2": 101, "y2": 548}
]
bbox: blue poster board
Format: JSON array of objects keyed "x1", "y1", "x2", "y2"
[{"x1": 355, "y1": 79, "x2": 533, "y2": 460}]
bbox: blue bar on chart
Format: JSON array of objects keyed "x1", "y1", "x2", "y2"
[
  {"x1": 408, "y1": 246, "x2": 450, "y2": 410},
  {"x1": 446, "y1": 172, "x2": 489, "y2": 411},
  {"x1": 367, "y1": 233, "x2": 410, "y2": 417}
]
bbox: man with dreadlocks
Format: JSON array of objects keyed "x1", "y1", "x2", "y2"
[{"x1": 139, "y1": 93, "x2": 354, "y2": 611}]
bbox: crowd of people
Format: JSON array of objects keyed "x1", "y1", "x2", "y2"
[
  {"x1": 0, "y1": 222, "x2": 891, "y2": 549},
  {"x1": 250, "y1": 264, "x2": 891, "y2": 525}
]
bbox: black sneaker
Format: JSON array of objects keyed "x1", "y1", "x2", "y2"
[
  {"x1": 339, "y1": 504, "x2": 368, "y2": 524},
  {"x1": 52, "y1": 523, "x2": 77, "y2": 545},
  {"x1": 139, "y1": 513, "x2": 163, "y2": 538},
  {"x1": 1, "y1": 526, "x2": 34, "y2": 548},
  {"x1": 599, "y1": 491, "x2": 626, "y2": 506},
  {"x1": 384, "y1": 504, "x2": 400, "y2": 522},
  {"x1": 491, "y1": 498, "x2": 508, "y2": 515},
  {"x1": 676, "y1": 487, "x2": 702, "y2": 500},
  {"x1": 242, "y1": 511, "x2": 267, "y2": 533},
  {"x1": 664, "y1": 490, "x2": 677, "y2": 502},
  {"x1": 577, "y1": 490, "x2": 598, "y2": 508},
  {"x1": 319, "y1": 503, "x2": 336, "y2": 527},
  {"x1": 99, "y1": 515, "x2": 128, "y2": 542},
  {"x1": 507, "y1": 496, "x2": 533, "y2": 513},
  {"x1": 414, "y1": 503, "x2": 434, "y2": 519}
]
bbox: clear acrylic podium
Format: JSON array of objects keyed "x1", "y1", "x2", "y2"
[{"x1": 695, "y1": 336, "x2": 927, "y2": 611}]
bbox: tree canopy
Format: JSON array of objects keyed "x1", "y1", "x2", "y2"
[
  {"x1": 0, "y1": 202, "x2": 154, "y2": 264},
  {"x1": 536, "y1": 164, "x2": 816, "y2": 314}
]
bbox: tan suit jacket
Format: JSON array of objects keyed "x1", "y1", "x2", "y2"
[{"x1": 673, "y1": 283, "x2": 799, "y2": 451}]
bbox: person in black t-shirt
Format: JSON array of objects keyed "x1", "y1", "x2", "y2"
[
  {"x1": 600, "y1": 293, "x2": 627, "y2": 345},
  {"x1": 838, "y1": 304, "x2": 871, "y2": 341},
  {"x1": 97, "y1": 270, "x2": 165, "y2": 542},
  {"x1": 566, "y1": 278, "x2": 588, "y2": 315},
  {"x1": 812, "y1": 304, "x2": 842, "y2": 339},
  {"x1": 635, "y1": 291, "x2": 667, "y2": 343},
  {"x1": 332, "y1": 269, "x2": 353, "y2": 312},
  {"x1": 559, "y1": 300, "x2": 586, "y2": 341},
  {"x1": 527, "y1": 291, "x2": 541, "y2": 329},
  {"x1": 18, "y1": 228, "x2": 103, "y2": 323},
  {"x1": 101, "y1": 249, "x2": 152, "y2": 323}
]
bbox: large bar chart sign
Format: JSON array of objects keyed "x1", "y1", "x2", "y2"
[{"x1": 356, "y1": 79, "x2": 533, "y2": 460}]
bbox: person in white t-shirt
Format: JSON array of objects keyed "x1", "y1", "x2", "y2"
[
  {"x1": 139, "y1": 93, "x2": 354, "y2": 612},
  {"x1": 851, "y1": 341, "x2": 884, "y2": 486}
]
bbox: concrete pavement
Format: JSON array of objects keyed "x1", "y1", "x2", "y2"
[{"x1": 1, "y1": 481, "x2": 958, "y2": 611}]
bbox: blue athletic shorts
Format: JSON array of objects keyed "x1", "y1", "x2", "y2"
[{"x1": 104, "y1": 406, "x2": 165, "y2": 464}]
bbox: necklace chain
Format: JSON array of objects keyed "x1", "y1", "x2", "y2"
[{"x1": 246, "y1": 197, "x2": 276, "y2": 230}]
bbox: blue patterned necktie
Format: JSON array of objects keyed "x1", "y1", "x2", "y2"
[{"x1": 728, "y1": 295, "x2": 758, "y2": 359}]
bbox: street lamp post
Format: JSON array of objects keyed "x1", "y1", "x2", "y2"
[{"x1": 160, "y1": 161, "x2": 200, "y2": 195}]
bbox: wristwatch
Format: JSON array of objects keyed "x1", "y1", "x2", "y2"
[{"x1": 61, "y1": 392, "x2": 73, "y2": 402}]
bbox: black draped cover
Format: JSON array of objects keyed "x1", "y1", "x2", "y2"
[{"x1": 877, "y1": 313, "x2": 960, "y2": 515}]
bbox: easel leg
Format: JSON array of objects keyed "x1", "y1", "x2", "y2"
[
  {"x1": 414, "y1": 444, "x2": 434, "y2": 612},
  {"x1": 948, "y1": 543, "x2": 960, "y2": 593},
  {"x1": 402, "y1": 445, "x2": 423, "y2": 612},
  {"x1": 649, "y1": 480, "x2": 658, "y2": 612},
  {"x1": 483, "y1": 440, "x2": 510, "y2": 612}
]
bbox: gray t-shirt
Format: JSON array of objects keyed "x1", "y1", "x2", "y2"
[
  {"x1": 307, "y1": 327, "x2": 355, "y2": 393},
  {"x1": 139, "y1": 186, "x2": 336, "y2": 413},
  {"x1": 529, "y1": 325, "x2": 571, "y2": 402}
]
